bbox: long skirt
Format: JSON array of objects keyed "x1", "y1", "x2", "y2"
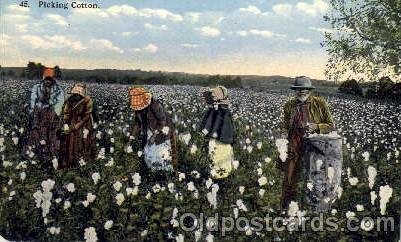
[
  {"x1": 208, "y1": 138, "x2": 234, "y2": 179},
  {"x1": 26, "y1": 107, "x2": 61, "y2": 161},
  {"x1": 143, "y1": 130, "x2": 174, "y2": 172}
]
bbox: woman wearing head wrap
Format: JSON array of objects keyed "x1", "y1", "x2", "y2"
[
  {"x1": 198, "y1": 86, "x2": 235, "y2": 179},
  {"x1": 26, "y1": 67, "x2": 64, "y2": 161},
  {"x1": 129, "y1": 87, "x2": 177, "y2": 174},
  {"x1": 59, "y1": 84, "x2": 96, "y2": 168}
]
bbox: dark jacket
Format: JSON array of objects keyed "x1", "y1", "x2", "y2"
[{"x1": 198, "y1": 104, "x2": 234, "y2": 144}]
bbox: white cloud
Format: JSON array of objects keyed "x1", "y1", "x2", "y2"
[
  {"x1": 16, "y1": 24, "x2": 28, "y2": 33},
  {"x1": 20, "y1": 35, "x2": 87, "y2": 50},
  {"x1": 46, "y1": 14, "x2": 69, "y2": 27},
  {"x1": 249, "y1": 29, "x2": 274, "y2": 38},
  {"x1": 0, "y1": 34, "x2": 11, "y2": 46},
  {"x1": 198, "y1": 26, "x2": 221, "y2": 37},
  {"x1": 308, "y1": 26, "x2": 334, "y2": 33},
  {"x1": 72, "y1": 5, "x2": 183, "y2": 22},
  {"x1": 231, "y1": 29, "x2": 286, "y2": 39},
  {"x1": 121, "y1": 31, "x2": 139, "y2": 37},
  {"x1": 296, "y1": 0, "x2": 329, "y2": 16},
  {"x1": 144, "y1": 43, "x2": 158, "y2": 53},
  {"x1": 295, "y1": 37, "x2": 312, "y2": 44},
  {"x1": 90, "y1": 39, "x2": 123, "y2": 53},
  {"x1": 238, "y1": 5, "x2": 262, "y2": 15},
  {"x1": 272, "y1": 4, "x2": 293, "y2": 17},
  {"x1": 144, "y1": 23, "x2": 168, "y2": 31},
  {"x1": 7, "y1": 4, "x2": 30, "y2": 14},
  {"x1": 181, "y1": 43, "x2": 199, "y2": 48},
  {"x1": 185, "y1": 12, "x2": 200, "y2": 23}
]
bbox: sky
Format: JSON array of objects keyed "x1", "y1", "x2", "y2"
[{"x1": 0, "y1": 0, "x2": 334, "y2": 79}]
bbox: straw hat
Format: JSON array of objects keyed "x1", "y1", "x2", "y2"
[
  {"x1": 69, "y1": 84, "x2": 87, "y2": 97},
  {"x1": 290, "y1": 76, "x2": 315, "y2": 90},
  {"x1": 129, "y1": 87, "x2": 152, "y2": 110},
  {"x1": 42, "y1": 67, "x2": 55, "y2": 80}
]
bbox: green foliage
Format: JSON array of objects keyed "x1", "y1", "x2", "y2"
[{"x1": 324, "y1": 0, "x2": 401, "y2": 82}]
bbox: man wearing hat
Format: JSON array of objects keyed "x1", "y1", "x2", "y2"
[
  {"x1": 129, "y1": 87, "x2": 177, "y2": 176},
  {"x1": 59, "y1": 84, "x2": 96, "y2": 168},
  {"x1": 26, "y1": 67, "x2": 64, "y2": 161},
  {"x1": 280, "y1": 76, "x2": 334, "y2": 208}
]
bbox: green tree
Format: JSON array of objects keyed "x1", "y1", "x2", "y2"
[
  {"x1": 324, "y1": 0, "x2": 401, "y2": 82},
  {"x1": 54, "y1": 65, "x2": 62, "y2": 78}
]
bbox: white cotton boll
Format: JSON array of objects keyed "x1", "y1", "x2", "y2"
[
  {"x1": 206, "y1": 178, "x2": 213, "y2": 189},
  {"x1": 40, "y1": 140, "x2": 46, "y2": 145},
  {"x1": 190, "y1": 144, "x2": 198, "y2": 154},
  {"x1": 245, "y1": 138, "x2": 251, "y2": 145},
  {"x1": 370, "y1": 191, "x2": 377, "y2": 205},
  {"x1": 137, "y1": 151, "x2": 143, "y2": 157},
  {"x1": 315, "y1": 159, "x2": 323, "y2": 171},
  {"x1": 82, "y1": 201, "x2": 90, "y2": 207},
  {"x1": 168, "y1": 183, "x2": 175, "y2": 193},
  {"x1": 212, "y1": 132, "x2": 218, "y2": 138},
  {"x1": 146, "y1": 192, "x2": 151, "y2": 199},
  {"x1": 264, "y1": 157, "x2": 271, "y2": 163},
  {"x1": 20, "y1": 172, "x2": 26, "y2": 181},
  {"x1": 367, "y1": 166, "x2": 377, "y2": 189},
  {"x1": 178, "y1": 172, "x2": 186, "y2": 181},
  {"x1": 55, "y1": 198, "x2": 62, "y2": 204},
  {"x1": 257, "y1": 168, "x2": 263, "y2": 176},
  {"x1": 187, "y1": 182, "x2": 196, "y2": 192},
  {"x1": 362, "y1": 151, "x2": 370, "y2": 161},
  {"x1": 236, "y1": 199, "x2": 248, "y2": 212},
  {"x1": 113, "y1": 181, "x2": 122, "y2": 192},
  {"x1": 3, "y1": 160, "x2": 13, "y2": 168},
  {"x1": 110, "y1": 147, "x2": 114, "y2": 154},
  {"x1": 92, "y1": 173, "x2": 100, "y2": 185},
  {"x1": 346, "y1": 211, "x2": 355, "y2": 218},
  {"x1": 275, "y1": 138, "x2": 288, "y2": 162},
  {"x1": 152, "y1": 184, "x2": 161, "y2": 193},
  {"x1": 125, "y1": 145, "x2": 133, "y2": 153},
  {"x1": 239, "y1": 186, "x2": 245, "y2": 195},
  {"x1": 194, "y1": 230, "x2": 202, "y2": 242},
  {"x1": 258, "y1": 176, "x2": 267, "y2": 186},
  {"x1": 132, "y1": 173, "x2": 141, "y2": 186},
  {"x1": 105, "y1": 158, "x2": 114, "y2": 167},
  {"x1": 287, "y1": 201, "x2": 299, "y2": 217},
  {"x1": 115, "y1": 193, "x2": 125, "y2": 206},
  {"x1": 66, "y1": 183, "x2": 75, "y2": 193},
  {"x1": 337, "y1": 186, "x2": 343, "y2": 199},
  {"x1": 356, "y1": 204, "x2": 364, "y2": 212},
  {"x1": 63, "y1": 124, "x2": 69, "y2": 131},
  {"x1": 96, "y1": 131, "x2": 102, "y2": 139},
  {"x1": 86, "y1": 193, "x2": 96, "y2": 203},
  {"x1": 327, "y1": 167, "x2": 335, "y2": 183},
  {"x1": 349, "y1": 177, "x2": 359, "y2": 186},
  {"x1": 79, "y1": 158, "x2": 86, "y2": 166},
  {"x1": 307, "y1": 182, "x2": 313, "y2": 191},
  {"x1": 232, "y1": 160, "x2": 239, "y2": 170},
  {"x1": 202, "y1": 129, "x2": 209, "y2": 135},
  {"x1": 140, "y1": 230, "x2": 148, "y2": 237},
  {"x1": 246, "y1": 146, "x2": 253, "y2": 153},
  {"x1": 331, "y1": 209, "x2": 337, "y2": 215},
  {"x1": 176, "y1": 234, "x2": 184, "y2": 242},
  {"x1": 12, "y1": 137, "x2": 19, "y2": 145},
  {"x1": 104, "y1": 220, "x2": 113, "y2": 230},
  {"x1": 64, "y1": 200, "x2": 71, "y2": 210},
  {"x1": 52, "y1": 157, "x2": 58, "y2": 170},
  {"x1": 259, "y1": 189, "x2": 265, "y2": 197},
  {"x1": 379, "y1": 185, "x2": 393, "y2": 215},
  {"x1": 84, "y1": 227, "x2": 98, "y2": 242},
  {"x1": 257, "y1": 142, "x2": 262, "y2": 149},
  {"x1": 206, "y1": 233, "x2": 214, "y2": 242}
]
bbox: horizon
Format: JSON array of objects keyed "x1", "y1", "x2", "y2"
[{"x1": 1, "y1": 0, "x2": 331, "y2": 79}]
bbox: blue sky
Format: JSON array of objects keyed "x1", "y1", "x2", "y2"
[{"x1": 0, "y1": 0, "x2": 333, "y2": 79}]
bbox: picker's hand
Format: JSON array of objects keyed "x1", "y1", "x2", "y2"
[{"x1": 306, "y1": 122, "x2": 318, "y2": 133}]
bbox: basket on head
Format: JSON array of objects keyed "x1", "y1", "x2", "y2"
[{"x1": 129, "y1": 87, "x2": 152, "y2": 111}]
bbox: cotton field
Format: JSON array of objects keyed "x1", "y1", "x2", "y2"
[{"x1": 0, "y1": 80, "x2": 400, "y2": 241}]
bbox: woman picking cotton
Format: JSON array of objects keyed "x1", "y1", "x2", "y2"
[
  {"x1": 129, "y1": 87, "x2": 177, "y2": 178},
  {"x1": 59, "y1": 84, "x2": 96, "y2": 168},
  {"x1": 198, "y1": 86, "x2": 235, "y2": 179}
]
